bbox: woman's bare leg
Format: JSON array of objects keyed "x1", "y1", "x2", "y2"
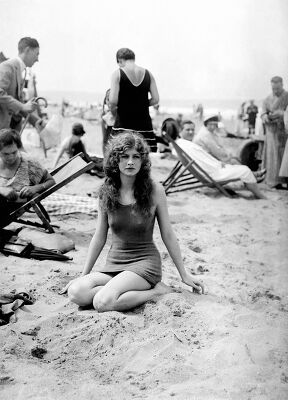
[
  {"x1": 245, "y1": 182, "x2": 267, "y2": 199},
  {"x1": 93, "y1": 271, "x2": 173, "y2": 312},
  {"x1": 68, "y1": 272, "x2": 113, "y2": 306}
]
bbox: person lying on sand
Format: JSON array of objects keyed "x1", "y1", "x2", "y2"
[{"x1": 60, "y1": 131, "x2": 204, "y2": 311}]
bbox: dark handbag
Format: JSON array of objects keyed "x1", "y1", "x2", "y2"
[{"x1": 0, "y1": 234, "x2": 71, "y2": 261}]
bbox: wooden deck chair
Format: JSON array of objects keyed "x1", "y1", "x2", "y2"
[
  {"x1": 8, "y1": 153, "x2": 95, "y2": 233},
  {"x1": 162, "y1": 133, "x2": 240, "y2": 198}
]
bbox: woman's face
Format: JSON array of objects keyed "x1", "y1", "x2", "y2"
[
  {"x1": 0, "y1": 143, "x2": 19, "y2": 166},
  {"x1": 118, "y1": 147, "x2": 142, "y2": 177}
]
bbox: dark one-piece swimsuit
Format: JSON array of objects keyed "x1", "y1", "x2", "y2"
[{"x1": 99, "y1": 203, "x2": 162, "y2": 286}]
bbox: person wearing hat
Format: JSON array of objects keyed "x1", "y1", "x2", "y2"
[
  {"x1": 53, "y1": 123, "x2": 104, "y2": 177},
  {"x1": 167, "y1": 118, "x2": 266, "y2": 199},
  {"x1": 193, "y1": 114, "x2": 240, "y2": 164}
]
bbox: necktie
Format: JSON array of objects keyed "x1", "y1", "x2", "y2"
[
  {"x1": 22, "y1": 68, "x2": 27, "y2": 88},
  {"x1": 20, "y1": 68, "x2": 27, "y2": 102}
]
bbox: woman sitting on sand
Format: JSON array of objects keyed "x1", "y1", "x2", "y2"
[
  {"x1": 0, "y1": 128, "x2": 55, "y2": 227},
  {"x1": 62, "y1": 132, "x2": 204, "y2": 312}
]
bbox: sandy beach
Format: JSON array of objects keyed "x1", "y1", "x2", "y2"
[{"x1": 1, "y1": 114, "x2": 288, "y2": 400}]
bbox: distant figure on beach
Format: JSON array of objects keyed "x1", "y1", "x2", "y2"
[
  {"x1": 0, "y1": 37, "x2": 45, "y2": 133},
  {"x1": 238, "y1": 102, "x2": 246, "y2": 121},
  {"x1": 62, "y1": 132, "x2": 204, "y2": 312},
  {"x1": 175, "y1": 113, "x2": 183, "y2": 131},
  {"x1": 109, "y1": 48, "x2": 159, "y2": 152},
  {"x1": 196, "y1": 103, "x2": 204, "y2": 121},
  {"x1": 246, "y1": 100, "x2": 258, "y2": 135},
  {"x1": 261, "y1": 76, "x2": 288, "y2": 189},
  {"x1": 101, "y1": 89, "x2": 114, "y2": 154},
  {"x1": 166, "y1": 120, "x2": 266, "y2": 199},
  {"x1": 236, "y1": 102, "x2": 247, "y2": 136},
  {"x1": 61, "y1": 99, "x2": 69, "y2": 117},
  {"x1": 194, "y1": 115, "x2": 240, "y2": 164},
  {"x1": 0, "y1": 128, "x2": 55, "y2": 227},
  {"x1": 53, "y1": 122, "x2": 104, "y2": 177}
]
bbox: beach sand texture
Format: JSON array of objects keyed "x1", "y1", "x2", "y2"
[{"x1": 1, "y1": 115, "x2": 288, "y2": 400}]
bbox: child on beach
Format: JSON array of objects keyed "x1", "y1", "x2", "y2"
[
  {"x1": 61, "y1": 132, "x2": 204, "y2": 311},
  {"x1": 53, "y1": 122, "x2": 104, "y2": 177}
]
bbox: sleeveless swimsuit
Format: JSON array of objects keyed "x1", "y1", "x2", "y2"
[
  {"x1": 113, "y1": 69, "x2": 157, "y2": 152},
  {"x1": 99, "y1": 204, "x2": 162, "y2": 286}
]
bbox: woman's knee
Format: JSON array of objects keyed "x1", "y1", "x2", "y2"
[
  {"x1": 93, "y1": 290, "x2": 117, "y2": 312},
  {"x1": 68, "y1": 281, "x2": 90, "y2": 306}
]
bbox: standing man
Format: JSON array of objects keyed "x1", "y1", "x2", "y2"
[
  {"x1": 261, "y1": 76, "x2": 288, "y2": 188},
  {"x1": 109, "y1": 48, "x2": 159, "y2": 152},
  {"x1": 246, "y1": 100, "x2": 258, "y2": 135},
  {"x1": 0, "y1": 37, "x2": 41, "y2": 132}
]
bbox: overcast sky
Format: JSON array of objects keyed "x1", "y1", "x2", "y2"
[{"x1": 0, "y1": 0, "x2": 287, "y2": 101}]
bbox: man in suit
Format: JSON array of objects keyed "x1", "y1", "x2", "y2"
[{"x1": 0, "y1": 37, "x2": 41, "y2": 132}]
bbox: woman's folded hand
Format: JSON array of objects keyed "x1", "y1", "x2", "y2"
[
  {"x1": 19, "y1": 186, "x2": 38, "y2": 199},
  {"x1": 182, "y1": 273, "x2": 205, "y2": 294},
  {"x1": 0, "y1": 187, "x2": 18, "y2": 201}
]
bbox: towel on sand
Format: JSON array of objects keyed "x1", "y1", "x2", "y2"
[{"x1": 41, "y1": 193, "x2": 98, "y2": 215}]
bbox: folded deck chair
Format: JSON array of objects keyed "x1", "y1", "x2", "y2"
[
  {"x1": 8, "y1": 153, "x2": 95, "y2": 233},
  {"x1": 162, "y1": 133, "x2": 240, "y2": 198}
]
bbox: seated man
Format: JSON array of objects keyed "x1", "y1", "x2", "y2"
[
  {"x1": 174, "y1": 121, "x2": 266, "y2": 199},
  {"x1": 53, "y1": 122, "x2": 104, "y2": 177},
  {"x1": 193, "y1": 115, "x2": 240, "y2": 164}
]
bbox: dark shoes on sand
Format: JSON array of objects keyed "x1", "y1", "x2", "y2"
[
  {"x1": 254, "y1": 168, "x2": 266, "y2": 183},
  {"x1": 0, "y1": 291, "x2": 35, "y2": 326}
]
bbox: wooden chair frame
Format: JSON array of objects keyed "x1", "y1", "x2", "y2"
[
  {"x1": 8, "y1": 153, "x2": 95, "y2": 233},
  {"x1": 162, "y1": 133, "x2": 240, "y2": 198}
]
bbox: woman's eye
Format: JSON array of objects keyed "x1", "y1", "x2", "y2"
[{"x1": 133, "y1": 155, "x2": 141, "y2": 159}]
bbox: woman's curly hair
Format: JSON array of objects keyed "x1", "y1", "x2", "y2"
[{"x1": 99, "y1": 132, "x2": 153, "y2": 215}]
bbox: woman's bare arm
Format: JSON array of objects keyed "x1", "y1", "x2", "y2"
[
  {"x1": 81, "y1": 201, "x2": 109, "y2": 276},
  {"x1": 59, "y1": 201, "x2": 109, "y2": 295},
  {"x1": 53, "y1": 138, "x2": 69, "y2": 168},
  {"x1": 154, "y1": 182, "x2": 204, "y2": 293}
]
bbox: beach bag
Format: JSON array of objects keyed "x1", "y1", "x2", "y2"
[
  {"x1": 18, "y1": 227, "x2": 75, "y2": 254},
  {"x1": 40, "y1": 115, "x2": 63, "y2": 149},
  {"x1": 21, "y1": 127, "x2": 41, "y2": 148}
]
